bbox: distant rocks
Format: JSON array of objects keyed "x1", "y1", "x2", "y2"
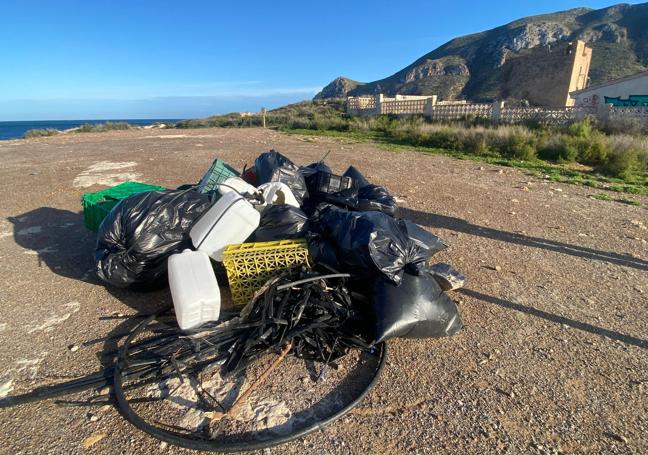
[
  {"x1": 313, "y1": 77, "x2": 364, "y2": 100},
  {"x1": 404, "y1": 58, "x2": 470, "y2": 83}
]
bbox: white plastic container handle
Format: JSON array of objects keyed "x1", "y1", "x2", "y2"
[
  {"x1": 257, "y1": 182, "x2": 300, "y2": 211},
  {"x1": 218, "y1": 176, "x2": 259, "y2": 198}
]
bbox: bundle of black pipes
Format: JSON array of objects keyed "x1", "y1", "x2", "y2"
[{"x1": 1, "y1": 270, "x2": 387, "y2": 451}]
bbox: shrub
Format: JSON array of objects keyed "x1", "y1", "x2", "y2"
[
  {"x1": 489, "y1": 126, "x2": 537, "y2": 160},
  {"x1": 566, "y1": 118, "x2": 594, "y2": 138},
  {"x1": 555, "y1": 136, "x2": 581, "y2": 163},
  {"x1": 312, "y1": 113, "x2": 349, "y2": 131},
  {"x1": 462, "y1": 130, "x2": 492, "y2": 156},
  {"x1": 538, "y1": 131, "x2": 609, "y2": 165},
  {"x1": 598, "y1": 147, "x2": 642, "y2": 179},
  {"x1": 349, "y1": 117, "x2": 377, "y2": 132},
  {"x1": 597, "y1": 135, "x2": 648, "y2": 180},
  {"x1": 426, "y1": 128, "x2": 463, "y2": 150},
  {"x1": 600, "y1": 117, "x2": 648, "y2": 136},
  {"x1": 504, "y1": 136, "x2": 537, "y2": 160},
  {"x1": 23, "y1": 128, "x2": 59, "y2": 138},
  {"x1": 538, "y1": 135, "x2": 566, "y2": 161},
  {"x1": 576, "y1": 131, "x2": 608, "y2": 165},
  {"x1": 76, "y1": 122, "x2": 131, "y2": 133}
]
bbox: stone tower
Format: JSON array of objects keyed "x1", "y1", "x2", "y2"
[{"x1": 501, "y1": 40, "x2": 592, "y2": 107}]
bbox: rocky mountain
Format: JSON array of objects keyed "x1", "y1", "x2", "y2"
[
  {"x1": 314, "y1": 2, "x2": 648, "y2": 101},
  {"x1": 313, "y1": 77, "x2": 364, "y2": 100}
]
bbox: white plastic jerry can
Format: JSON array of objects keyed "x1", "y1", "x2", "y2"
[
  {"x1": 168, "y1": 250, "x2": 221, "y2": 331},
  {"x1": 257, "y1": 182, "x2": 300, "y2": 210},
  {"x1": 190, "y1": 191, "x2": 261, "y2": 261},
  {"x1": 218, "y1": 176, "x2": 259, "y2": 198}
]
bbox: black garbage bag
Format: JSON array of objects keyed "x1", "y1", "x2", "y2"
[
  {"x1": 357, "y1": 184, "x2": 399, "y2": 217},
  {"x1": 308, "y1": 205, "x2": 411, "y2": 284},
  {"x1": 372, "y1": 272, "x2": 463, "y2": 343},
  {"x1": 307, "y1": 187, "x2": 359, "y2": 212},
  {"x1": 254, "y1": 150, "x2": 308, "y2": 204},
  {"x1": 95, "y1": 189, "x2": 212, "y2": 288},
  {"x1": 309, "y1": 205, "x2": 447, "y2": 284},
  {"x1": 250, "y1": 204, "x2": 309, "y2": 242},
  {"x1": 306, "y1": 237, "x2": 340, "y2": 272},
  {"x1": 343, "y1": 165, "x2": 370, "y2": 188},
  {"x1": 400, "y1": 219, "x2": 447, "y2": 274}
]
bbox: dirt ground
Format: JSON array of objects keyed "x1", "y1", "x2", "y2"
[{"x1": 0, "y1": 127, "x2": 646, "y2": 454}]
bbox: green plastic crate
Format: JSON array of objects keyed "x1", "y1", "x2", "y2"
[
  {"x1": 197, "y1": 159, "x2": 240, "y2": 193},
  {"x1": 82, "y1": 181, "x2": 166, "y2": 231}
]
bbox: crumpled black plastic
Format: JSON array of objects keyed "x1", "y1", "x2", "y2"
[
  {"x1": 343, "y1": 165, "x2": 370, "y2": 188},
  {"x1": 250, "y1": 204, "x2": 309, "y2": 242},
  {"x1": 357, "y1": 184, "x2": 399, "y2": 217},
  {"x1": 341, "y1": 166, "x2": 398, "y2": 216},
  {"x1": 307, "y1": 205, "x2": 409, "y2": 284},
  {"x1": 307, "y1": 205, "x2": 447, "y2": 283},
  {"x1": 254, "y1": 150, "x2": 308, "y2": 204},
  {"x1": 372, "y1": 271, "x2": 463, "y2": 343},
  {"x1": 399, "y1": 219, "x2": 447, "y2": 274},
  {"x1": 95, "y1": 189, "x2": 212, "y2": 288},
  {"x1": 308, "y1": 205, "x2": 442, "y2": 285}
]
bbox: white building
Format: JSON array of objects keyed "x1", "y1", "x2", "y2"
[{"x1": 569, "y1": 70, "x2": 648, "y2": 107}]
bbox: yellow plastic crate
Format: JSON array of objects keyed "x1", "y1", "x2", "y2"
[{"x1": 223, "y1": 239, "x2": 310, "y2": 306}]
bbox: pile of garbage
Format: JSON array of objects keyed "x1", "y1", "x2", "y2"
[
  {"x1": 92, "y1": 150, "x2": 465, "y2": 343},
  {"x1": 3, "y1": 150, "x2": 466, "y2": 451}
]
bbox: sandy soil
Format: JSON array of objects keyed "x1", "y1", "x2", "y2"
[{"x1": 0, "y1": 127, "x2": 646, "y2": 454}]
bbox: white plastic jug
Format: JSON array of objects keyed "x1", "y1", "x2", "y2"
[
  {"x1": 257, "y1": 182, "x2": 300, "y2": 210},
  {"x1": 190, "y1": 191, "x2": 261, "y2": 261},
  {"x1": 218, "y1": 176, "x2": 259, "y2": 198},
  {"x1": 168, "y1": 250, "x2": 221, "y2": 330}
]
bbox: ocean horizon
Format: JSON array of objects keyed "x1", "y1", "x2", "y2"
[{"x1": 0, "y1": 119, "x2": 181, "y2": 141}]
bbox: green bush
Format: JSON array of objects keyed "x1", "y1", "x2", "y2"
[
  {"x1": 23, "y1": 128, "x2": 59, "y2": 138},
  {"x1": 76, "y1": 122, "x2": 131, "y2": 133},
  {"x1": 538, "y1": 136, "x2": 566, "y2": 161},
  {"x1": 595, "y1": 136, "x2": 648, "y2": 180},
  {"x1": 598, "y1": 147, "x2": 643, "y2": 179},
  {"x1": 566, "y1": 118, "x2": 594, "y2": 138},
  {"x1": 556, "y1": 136, "x2": 580, "y2": 162},
  {"x1": 463, "y1": 131, "x2": 492, "y2": 156},
  {"x1": 538, "y1": 131, "x2": 609, "y2": 165},
  {"x1": 426, "y1": 128, "x2": 463, "y2": 150},
  {"x1": 576, "y1": 131, "x2": 609, "y2": 165},
  {"x1": 501, "y1": 134, "x2": 537, "y2": 160}
]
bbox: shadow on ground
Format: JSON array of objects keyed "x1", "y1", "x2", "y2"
[
  {"x1": 8, "y1": 207, "x2": 171, "y2": 315},
  {"x1": 460, "y1": 288, "x2": 648, "y2": 350},
  {"x1": 401, "y1": 208, "x2": 648, "y2": 271},
  {"x1": 8, "y1": 207, "x2": 95, "y2": 281}
]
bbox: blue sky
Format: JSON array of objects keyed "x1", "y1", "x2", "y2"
[{"x1": 0, "y1": 0, "x2": 640, "y2": 120}]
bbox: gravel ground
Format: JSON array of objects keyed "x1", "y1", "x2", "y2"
[{"x1": 0, "y1": 127, "x2": 646, "y2": 454}]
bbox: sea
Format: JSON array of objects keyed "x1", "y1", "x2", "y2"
[{"x1": 0, "y1": 119, "x2": 180, "y2": 141}]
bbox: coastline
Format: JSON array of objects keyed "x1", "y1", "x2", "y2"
[{"x1": 0, "y1": 119, "x2": 179, "y2": 141}]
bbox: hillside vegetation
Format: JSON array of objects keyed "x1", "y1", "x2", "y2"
[{"x1": 172, "y1": 101, "x2": 648, "y2": 193}]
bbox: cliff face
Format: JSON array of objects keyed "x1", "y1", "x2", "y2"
[
  {"x1": 313, "y1": 77, "x2": 364, "y2": 100},
  {"x1": 314, "y1": 2, "x2": 648, "y2": 101}
]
